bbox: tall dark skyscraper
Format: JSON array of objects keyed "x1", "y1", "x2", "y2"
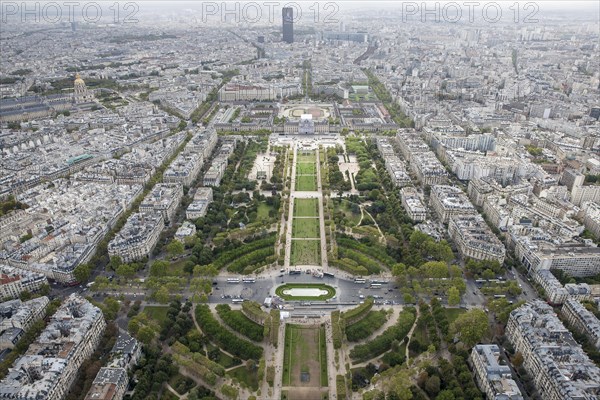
[{"x1": 282, "y1": 7, "x2": 294, "y2": 44}]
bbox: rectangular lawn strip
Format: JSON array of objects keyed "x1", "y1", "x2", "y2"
[
  {"x1": 296, "y1": 175, "x2": 317, "y2": 191},
  {"x1": 292, "y1": 217, "x2": 320, "y2": 239},
  {"x1": 319, "y1": 325, "x2": 328, "y2": 387},
  {"x1": 297, "y1": 152, "x2": 316, "y2": 163},
  {"x1": 290, "y1": 239, "x2": 321, "y2": 266},
  {"x1": 294, "y1": 198, "x2": 318, "y2": 217},
  {"x1": 283, "y1": 325, "x2": 292, "y2": 386},
  {"x1": 296, "y1": 162, "x2": 316, "y2": 175},
  {"x1": 283, "y1": 324, "x2": 324, "y2": 387}
]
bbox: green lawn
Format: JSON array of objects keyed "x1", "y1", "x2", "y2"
[
  {"x1": 412, "y1": 317, "x2": 431, "y2": 347},
  {"x1": 297, "y1": 162, "x2": 316, "y2": 175},
  {"x1": 161, "y1": 391, "x2": 179, "y2": 400},
  {"x1": 297, "y1": 152, "x2": 316, "y2": 163},
  {"x1": 319, "y1": 325, "x2": 328, "y2": 387},
  {"x1": 445, "y1": 308, "x2": 466, "y2": 323},
  {"x1": 282, "y1": 324, "x2": 328, "y2": 388},
  {"x1": 228, "y1": 365, "x2": 259, "y2": 391},
  {"x1": 294, "y1": 198, "x2": 318, "y2": 217},
  {"x1": 335, "y1": 200, "x2": 362, "y2": 226},
  {"x1": 257, "y1": 203, "x2": 273, "y2": 220},
  {"x1": 206, "y1": 342, "x2": 242, "y2": 369},
  {"x1": 290, "y1": 240, "x2": 321, "y2": 265},
  {"x1": 142, "y1": 306, "x2": 169, "y2": 325},
  {"x1": 167, "y1": 257, "x2": 190, "y2": 276},
  {"x1": 296, "y1": 175, "x2": 317, "y2": 191},
  {"x1": 292, "y1": 218, "x2": 319, "y2": 239}
]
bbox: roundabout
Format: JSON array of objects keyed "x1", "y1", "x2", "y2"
[{"x1": 275, "y1": 283, "x2": 336, "y2": 301}]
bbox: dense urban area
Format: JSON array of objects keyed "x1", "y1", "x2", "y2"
[{"x1": 0, "y1": 2, "x2": 599, "y2": 400}]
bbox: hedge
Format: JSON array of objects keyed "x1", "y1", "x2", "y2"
[
  {"x1": 194, "y1": 305, "x2": 263, "y2": 360},
  {"x1": 349, "y1": 307, "x2": 416, "y2": 363},
  {"x1": 216, "y1": 304, "x2": 264, "y2": 342}
]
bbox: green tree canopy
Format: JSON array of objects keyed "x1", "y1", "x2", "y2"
[{"x1": 450, "y1": 308, "x2": 489, "y2": 347}]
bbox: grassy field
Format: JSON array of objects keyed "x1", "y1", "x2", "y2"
[
  {"x1": 291, "y1": 240, "x2": 321, "y2": 265},
  {"x1": 297, "y1": 152, "x2": 316, "y2": 163},
  {"x1": 142, "y1": 306, "x2": 168, "y2": 324},
  {"x1": 228, "y1": 365, "x2": 259, "y2": 391},
  {"x1": 412, "y1": 316, "x2": 431, "y2": 347},
  {"x1": 206, "y1": 342, "x2": 242, "y2": 369},
  {"x1": 283, "y1": 324, "x2": 327, "y2": 388},
  {"x1": 334, "y1": 200, "x2": 362, "y2": 226},
  {"x1": 296, "y1": 175, "x2": 317, "y2": 191},
  {"x1": 297, "y1": 162, "x2": 316, "y2": 175},
  {"x1": 292, "y1": 218, "x2": 320, "y2": 239},
  {"x1": 275, "y1": 283, "x2": 336, "y2": 300},
  {"x1": 445, "y1": 308, "x2": 466, "y2": 323},
  {"x1": 257, "y1": 203, "x2": 274, "y2": 220},
  {"x1": 294, "y1": 199, "x2": 318, "y2": 217}
]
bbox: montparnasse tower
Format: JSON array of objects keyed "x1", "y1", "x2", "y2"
[{"x1": 73, "y1": 73, "x2": 94, "y2": 103}]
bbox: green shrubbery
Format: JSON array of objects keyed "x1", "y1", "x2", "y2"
[
  {"x1": 194, "y1": 305, "x2": 263, "y2": 360},
  {"x1": 216, "y1": 304, "x2": 264, "y2": 342}
]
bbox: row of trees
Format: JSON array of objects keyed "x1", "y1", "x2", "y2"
[
  {"x1": 326, "y1": 148, "x2": 352, "y2": 192},
  {"x1": 342, "y1": 297, "x2": 374, "y2": 325},
  {"x1": 171, "y1": 341, "x2": 226, "y2": 384},
  {"x1": 216, "y1": 304, "x2": 264, "y2": 342},
  {"x1": 350, "y1": 307, "x2": 416, "y2": 363},
  {"x1": 346, "y1": 310, "x2": 389, "y2": 342},
  {"x1": 338, "y1": 246, "x2": 382, "y2": 274},
  {"x1": 227, "y1": 247, "x2": 276, "y2": 274},
  {"x1": 331, "y1": 310, "x2": 343, "y2": 349},
  {"x1": 332, "y1": 257, "x2": 369, "y2": 276},
  {"x1": 363, "y1": 69, "x2": 414, "y2": 128},
  {"x1": 211, "y1": 234, "x2": 276, "y2": 270},
  {"x1": 194, "y1": 305, "x2": 263, "y2": 360}
]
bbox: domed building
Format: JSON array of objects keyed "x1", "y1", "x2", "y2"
[{"x1": 73, "y1": 73, "x2": 94, "y2": 103}]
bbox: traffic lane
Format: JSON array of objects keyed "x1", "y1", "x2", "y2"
[{"x1": 511, "y1": 268, "x2": 538, "y2": 301}]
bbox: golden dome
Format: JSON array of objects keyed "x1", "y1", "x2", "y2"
[{"x1": 74, "y1": 73, "x2": 84, "y2": 85}]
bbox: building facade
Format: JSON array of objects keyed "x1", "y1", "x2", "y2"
[{"x1": 506, "y1": 300, "x2": 600, "y2": 400}]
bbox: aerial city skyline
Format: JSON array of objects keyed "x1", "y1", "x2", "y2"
[{"x1": 0, "y1": 1, "x2": 599, "y2": 400}]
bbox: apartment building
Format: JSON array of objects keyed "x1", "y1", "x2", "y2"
[
  {"x1": 583, "y1": 202, "x2": 600, "y2": 238},
  {"x1": 83, "y1": 368, "x2": 128, "y2": 400},
  {"x1": 107, "y1": 213, "x2": 164, "y2": 263},
  {"x1": 561, "y1": 299, "x2": 600, "y2": 350},
  {"x1": 0, "y1": 294, "x2": 106, "y2": 400},
  {"x1": 448, "y1": 215, "x2": 506, "y2": 263},
  {"x1": 138, "y1": 183, "x2": 184, "y2": 225},
  {"x1": 506, "y1": 300, "x2": 600, "y2": 400},
  {"x1": 0, "y1": 296, "x2": 49, "y2": 349},
  {"x1": 470, "y1": 344, "x2": 524, "y2": 400},
  {"x1": 400, "y1": 187, "x2": 427, "y2": 222},
  {"x1": 411, "y1": 151, "x2": 449, "y2": 186},
  {"x1": 0, "y1": 265, "x2": 48, "y2": 301},
  {"x1": 430, "y1": 185, "x2": 477, "y2": 223},
  {"x1": 163, "y1": 152, "x2": 204, "y2": 187},
  {"x1": 186, "y1": 187, "x2": 213, "y2": 219}
]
